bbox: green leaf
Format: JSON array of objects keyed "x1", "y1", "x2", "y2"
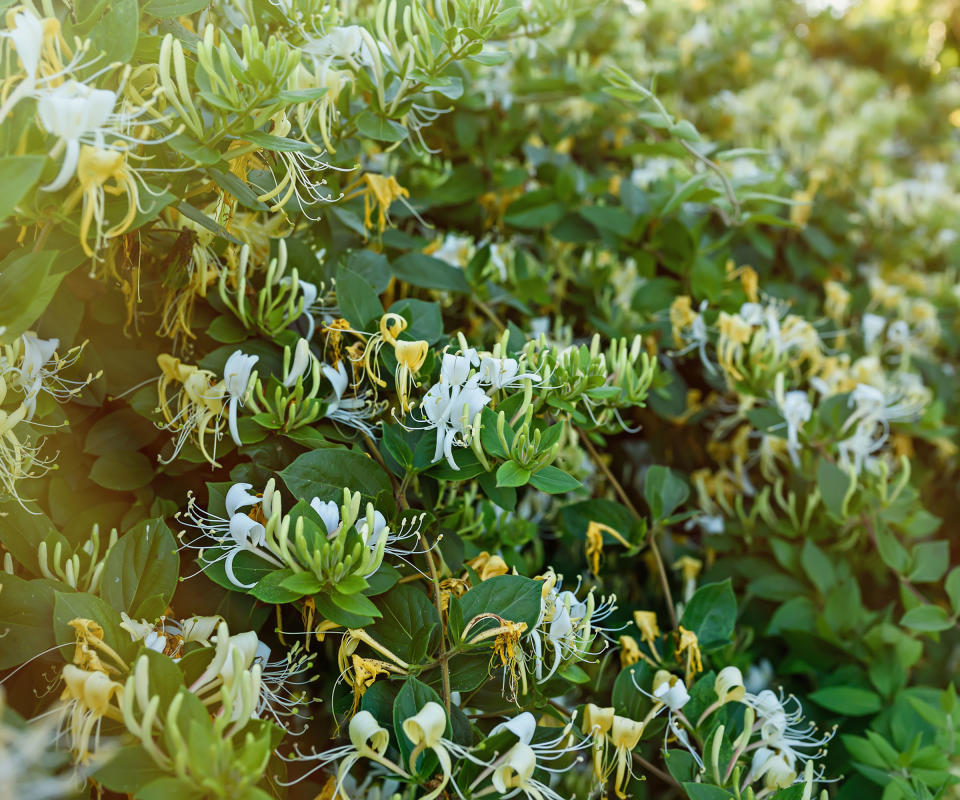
[
  {"x1": 459, "y1": 575, "x2": 541, "y2": 634},
  {"x1": 278, "y1": 571, "x2": 324, "y2": 597},
  {"x1": 809, "y1": 686, "x2": 883, "y2": 716},
  {"x1": 336, "y1": 264, "x2": 384, "y2": 329},
  {"x1": 136, "y1": 777, "x2": 205, "y2": 800},
  {"x1": 0, "y1": 574, "x2": 57, "y2": 669},
  {"x1": 682, "y1": 784, "x2": 735, "y2": 800},
  {"x1": 0, "y1": 249, "x2": 65, "y2": 340},
  {"x1": 101, "y1": 519, "x2": 179, "y2": 619},
  {"x1": 801, "y1": 539, "x2": 835, "y2": 594},
  {"x1": 95, "y1": 745, "x2": 171, "y2": 793},
  {"x1": 90, "y1": 451, "x2": 155, "y2": 492},
  {"x1": 280, "y1": 447, "x2": 391, "y2": 502},
  {"x1": 529, "y1": 465, "x2": 581, "y2": 494},
  {"x1": 368, "y1": 584, "x2": 441, "y2": 663},
  {"x1": 504, "y1": 202, "x2": 565, "y2": 229},
  {"x1": 355, "y1": 110, "x2": 408, "y2": 143},
  {"x1": 207, "y1": 169, "x2": 269, "y2": 212},
  {"x1": 644, "y1": 465, "x2": 689, "y2": 520},
  {"x1": 391, "y1": 252, "x2": 470, "y2": 293},
  {"x1": 87, "y1": 0, "x2": 138, "y2": 63},
  {"x1": 900, "y1": 604, "x2": 954, "y2": 632},
  {"x1": 946, "y1": 567, "x2": 960, "y2": 614},
  {"x1": 85, "y1": 408, "x2": 160, "y2": 456},
  {"x1": 0, "y1": 155, "x2": 45, "y2": 220},
  {"x1": 817, "y1": 457, "x2": 852, "y2": 519},
  {"x1": 143, "y1": 0, "x2": 209, "y2": 14},
  {"x1": 330, "y1": 589, "x2": 382, "y2": 619},
  {"x1": 393, "y1": 677, "x2": 446, "y2": 771},
  {"x1": 496, "y1": 461, "x2": 531, "y2": 488},
  {"x1": 249, "y1": 569, "x2": 301, "y2": 604},
  {"x1": 207, "y1": 314, "x2": 250, "y2": 344},
  {"x1": 907, "y1": 541, "x2": 949, "y2": 583},
  {"x1": 680, "y1": 579, "x2": 736, "y2": 650}
]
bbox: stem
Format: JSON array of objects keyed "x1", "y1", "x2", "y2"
[
  {"x1": 631, "y1": 751, "x2": 681, "y2": 789},
  {"x1": 578, "y1": 429, "x2": 678, "y2": 629},
  {"x1": 422, "y1": 531, "x2": 451, "y2": 714}
]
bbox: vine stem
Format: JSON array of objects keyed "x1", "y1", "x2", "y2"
[
  {"x1": 578, "y1": 429, "x2": 678, "y2": 630},
  {"x1": 632, "y1": 751, "x2": 681, "y2": 790},
  {"x1": 422, "y1": 531, "x2": 451, "y2": 714}
]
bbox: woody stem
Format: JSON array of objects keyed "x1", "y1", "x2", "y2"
[
  {"x1": 423, "y1": 532, "x2": 451, "y2": 715},
  {"x1": 579, "y1": 429, "x2": 678, "y2": 629}
]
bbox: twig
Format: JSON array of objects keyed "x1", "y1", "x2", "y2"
[
  {"x1": 632, "y1": 751, "x2": 682, "y2": 790},
  {"x1": 422, "y1": 532, "x2": 451, "y2": 714},
  {"x1": 579, "y1": 429, "x2": 678, "y2": 629}
]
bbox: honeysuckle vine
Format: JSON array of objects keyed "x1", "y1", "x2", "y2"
[{"x1": 1, "y1": 1, "x2": 958, "y2": 799}]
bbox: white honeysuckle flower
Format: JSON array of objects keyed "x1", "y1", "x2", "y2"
[
  {"x1": 225, "y1": 482, "x2": 261, "y2": 517},
  {"x1": 310, "y1": 497, "x2": 341, "y2": 536},
  {"x1": 182, "y1": 482, "x2": 283, "y2": 589},
  {"x1": 743, "y1": 687, "x2": 835, "y2": 782},
  {"x1": 302, "y1": 25, "x2": 367, "y2": 63},
  {"x1": 490, "y1": 710, "x2": 537, "y2": 744},
  {"x1": 356, "y1": 509, "x2": 388, "y2": 548},
  {"x1": 740, "y1": 302, "x2": 765, "y2": 326},
  {"x1": 402, "y1": 702, "x2": 453, "y2": 800},
  {"x1": 277, "y1": 709, "x2": 394, "y2": 789},
  {"x1": 487, "y1": 713, "x2": 585, "y2": 800},
  {"x1": 283, "y1": 337, "x2": 313, "y2": 387},
  {"x1": 419, "y1": 374, "x2": 490, "y2": 470},
  {"x1": 439, "y1": 349, "x2": 479, "y2": 385},
  {"x1": 0, "y1": 12, "x2": 44, "y2": 122},
  {"x1": 477, "y1": 356, "x2": 540, "y2": 391},
  {"x1": 861, "y1": 313, "x2": 886, "y2": 350},
  {"x1": 774, "y1": 375, "x2": 813, "y2": 466},
  {"x1": 17, "y1": 334, "x2": 59, "y2": 419},
  {"x1": 430, "y1": 233, "x2": 474, "y2": 267},
  {"x1": 653, "y1": 673, "x2": 690, "y2": 711},
  {"x1": 37, "y1": 81, "x2": 118, "y2": 192},
  {"x1": 320, "y1": 361, "x2": 379, "y2": 436},
  {"x1": 750, "y1": 747, "x2": 797, "y2": 790},
  {"x1": 223, "y1": 350, "x2": 258, "y2": 446},
  {"x1": 715, "y1": 666, "x2": 746, "y2": 704}
]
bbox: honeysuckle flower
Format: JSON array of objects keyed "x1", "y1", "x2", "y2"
[
  {"x1": 16, "y1": 334, "x2": 57, "y2": 419},
  {"x1": 58, "y1": 665, "x2": 124, "y2": 762},
  {"x1": 581, "y1": 704, "x2": 615, "y2": 783},
  {"x1": 155, "y1": 354, "x2": 225, "y2": 465},
  {"x1": 715, "y1": 666, "x2": 746, "y2": 705},
  {"x1": 861, "y1": 313, "x2": 886, "y2": 350},
  {"x1": 485, "y1": 713, "x2": 585, "y2": 800},
  {"x1": 429, "y1": 233, "x2": 474, "y2": 267},
  {"x1": 618, "y1": 634, "x2": 642, "y2": 668},
  {"x1": 750, "y1": 747, "x2": 798, "y2": 790},
  {"x1": 610, "y1": 715, "x2": 644, "y2": 799},
  {"x1": 774, "y1": 375, "x2": 813, "y2": 466},
  {"x1": 439, "y1": 349, "x2": 480, "y2": 385},
  {"x1": 320, "y1": 361, "x2": 380, "y2": 435},
  {"x1": 0, "y1": 11, "x2": 44, "y2": 122},
  {"x1": 418, "y1": 373, "x2": 491, "y2": 470},
  {"x1": 652, "y1": 670, "x2": 690, "y2": 712},
  {"x1": 633, "y1": 610, "x2": 660, "y2": 644},
  {"x1": 37, "y1": 81, "x2": 118, "y2": 192},
  {"x1": 283, "y1": 337, "x2": 314, "y2": 387},
  {"x1": 478, "y1": 356, "x2": 541, "y2": 391},
  {"x1": 223, "y1": 350, "x2": 259, "y2": 446},
  {"x1": 278, "y1": 709, "x2": 408, "y2": 789},
  {"x1": 528, "y1": 576, "x2": 619, "y2": 683},
  {"x1": 181, "y1": 482, "x2": 284, "y2": 589},
  {"x1": 402, "y1": 701, "x2": 479, "y2": 800},
  {"x1": 743, "y1": 688, "x2": 835, "y2": 784}
]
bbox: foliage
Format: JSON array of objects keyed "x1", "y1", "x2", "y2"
[{"x1": 0, "y1": 0, "x2": 958, "y2": 799}]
